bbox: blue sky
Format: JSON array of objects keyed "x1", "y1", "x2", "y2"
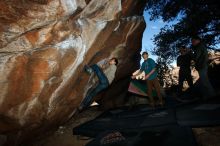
[
  {"x1": 141, "y1": 11, "x2": 178, "y2": 65},
  {"x1": 141, "y1": 11, "x2": 165, "y2": 61}
]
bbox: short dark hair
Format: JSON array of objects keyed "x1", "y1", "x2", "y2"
[
  {"x1": 142, "y1": 52, "x2": 148, "y2": 56},
  {"x1": 111, "y1": 57, "x2": 118, "y2": 66},
  {"x1": 192, "y1": 36, "x2": 201, "y2": 41}
]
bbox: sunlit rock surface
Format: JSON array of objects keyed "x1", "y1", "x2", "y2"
[{"x1": 0, "y1": 0, "x2": 146, "y2": 144}]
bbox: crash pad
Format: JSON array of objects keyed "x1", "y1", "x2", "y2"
[
  {"x1": 128, "y1": 79, "x2": 157, "y2": 97},
  {"x1": 176, "y1": 97, "x2": 220, "y2": 127},
  {"x1": 73, "y1": 107, "x2": 176, "y2": 137},
  {"x1": 85, "y1": 125, "x2": 197, "y2": 146}
]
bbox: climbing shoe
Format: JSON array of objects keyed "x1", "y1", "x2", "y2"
[{"x1": 84, "y1": 65, "x2": 93, "y2": 74}]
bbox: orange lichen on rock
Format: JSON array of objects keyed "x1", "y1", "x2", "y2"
[{"x1": 25, "y1": 31, "x2": 39, "y2": 46}]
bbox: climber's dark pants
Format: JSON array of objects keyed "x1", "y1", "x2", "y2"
[
  {"x1": 178, "y1": 68, "x2": 193, "y2": 93},
  {"x1": 197, "y1": 66, "x2": 215, "y2": 99},
  {"x1": 81, "y1": 64, "x2": 109, "y2": 108}
]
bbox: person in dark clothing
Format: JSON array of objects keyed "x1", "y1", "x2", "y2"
[
  {"x1": 191, "y1": 36, "x2": 215, "y2": 99},
  {"x1": 177, "y1": 46, "x2": 193, "y2": 95}
]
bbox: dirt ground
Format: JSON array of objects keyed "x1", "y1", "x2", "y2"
[
  {"x1": 31, "y1": 107, "x2": 103, "y2": 146},
  {"x1": 193, "y1": 127, "x2": 220, "y2": 146}
]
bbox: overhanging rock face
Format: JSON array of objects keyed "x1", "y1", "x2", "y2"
[{"x1": 0, "y1": 0, "x2": 146, "y2": 144}]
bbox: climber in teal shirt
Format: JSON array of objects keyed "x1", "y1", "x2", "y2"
[
  {"x1": 140, "y1": 57, "x2": 158, "y2": 80},
  {"x1": 131, "y1": 52, "x2": 164, "y2": 107}
]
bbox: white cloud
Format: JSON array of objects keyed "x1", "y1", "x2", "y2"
[{"x1": 151, "y1": 26, "x2": 158, "y2": 29}]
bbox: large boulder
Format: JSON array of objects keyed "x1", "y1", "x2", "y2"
[{"x1": 0, "y1": 0, "x2": 146, "y2": 144}]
